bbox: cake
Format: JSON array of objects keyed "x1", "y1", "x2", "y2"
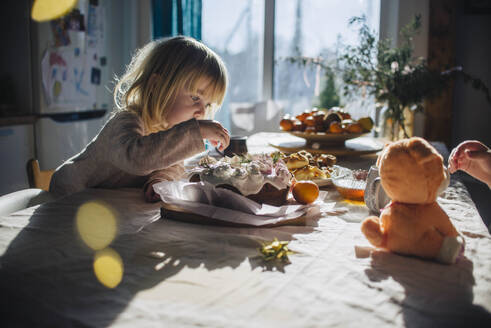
[{"x1": 189, "y1": 154, "x2": 292, "y2": 206}]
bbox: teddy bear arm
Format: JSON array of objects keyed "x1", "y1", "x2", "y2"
[{"x1": 361, "y1": 216, "x2": 386, "y2": 248}]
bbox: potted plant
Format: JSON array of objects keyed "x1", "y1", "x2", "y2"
[{"x1": 287, "y1": 15, "x2": 490, "y2": 140}]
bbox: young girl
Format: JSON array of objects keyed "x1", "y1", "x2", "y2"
[{"x1": 50, "y1": 36, "x2": 230, "y2": 202}]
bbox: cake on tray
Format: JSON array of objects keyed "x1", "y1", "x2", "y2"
[{"x1": 189, "y1": 153, "x2": 292, "y2": 206}]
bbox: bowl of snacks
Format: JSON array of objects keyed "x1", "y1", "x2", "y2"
[{"x1": 279, "y1": 108, "x2": 374, "y2": 146}]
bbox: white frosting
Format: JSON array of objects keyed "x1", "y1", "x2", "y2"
[{"x1": 191, "y1": 154, "x2": 291, "y2": 196}]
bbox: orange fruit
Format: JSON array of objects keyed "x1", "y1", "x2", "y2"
[
  {"x1": 304, "y1": 116, "x2": 316, "y2": 127},
  {"x1": 279, "y1": 118, "x2": 294, "y2": 131},
  {"x1": 292, "y1": 180, "x2": 319, "y2": 204},
  {"x1": 329, "y1": 121, "x2": 344, "y2": 134},
  {"x1": 347, "y1": 123, "x2": 363, "y2": 133}
]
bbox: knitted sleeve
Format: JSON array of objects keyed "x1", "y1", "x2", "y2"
[{"x1": 101, "y1": 112, "x2": 205, "y2": 175}]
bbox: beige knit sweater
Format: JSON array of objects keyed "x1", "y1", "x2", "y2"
[{"x1": 49, "y1": 111, "x2": 205, "y2": 196}]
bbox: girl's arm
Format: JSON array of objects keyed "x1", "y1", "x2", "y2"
[
  {"x1": 103, "y1": 112, "x2": 205, "y2": 175},
  {"x1": 143, "y1": 163, "x2": 185, "y2": 202}
]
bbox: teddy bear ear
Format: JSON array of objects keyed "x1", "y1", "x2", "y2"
[{"x1": 376, "y1": 141, "x2": 393, "y2": 167}]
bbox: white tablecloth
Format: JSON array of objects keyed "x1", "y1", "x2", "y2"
[
  {"x1": 1, "y1": 133, "x2": 490, "y2": 327},
  {"x1": 1, "y1": 177, "x2": 490, "y2": 327}
]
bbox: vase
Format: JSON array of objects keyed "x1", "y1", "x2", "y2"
[{"x1": 379, "y1": 106, "x2": 418, "y2": 141}]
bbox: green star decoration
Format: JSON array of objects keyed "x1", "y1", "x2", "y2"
[{"x1": 259, "y1": 238, "x2": 294, "y2": 262}]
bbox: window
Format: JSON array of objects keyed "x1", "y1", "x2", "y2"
[
  {"x1": 202, "y1": 1, "x2": 264, "y2": 132},
  {"x1": 275, "y1": 0, "x2": 380, "y2": 118},
  {"x1": 202, "y1": 0, "x2": 380, "y2": 133}
]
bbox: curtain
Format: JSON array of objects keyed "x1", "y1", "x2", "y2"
[{"x1": 152, "y1": 0, "x2": 202, "y2": 40}]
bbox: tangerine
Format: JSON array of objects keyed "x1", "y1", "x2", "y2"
[
  {"x1": 329, "y1": 121, "x2": 344, "y2": 134},
  {"x1": 279, "y1": 118, "x2": 294, "y2": 131},
  {"x1": 292, "y1": 180, "x2": 319, "y2": 204}
]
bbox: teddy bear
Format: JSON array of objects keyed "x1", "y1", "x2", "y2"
[{"x1": 361, "y1": 137, "x2": 464, "y2": 264}]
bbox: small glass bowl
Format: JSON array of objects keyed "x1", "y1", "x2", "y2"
[{"x1": 331, "y1": 167, "x2": 367, "y2": 201}]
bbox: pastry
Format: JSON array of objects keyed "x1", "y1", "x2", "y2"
[
  {"x1": 284, "y1": 151, "x2": 336, "y2": 180},
  {"x1": 285, "y1": 153, "x2": 309, "y2": 170},
  {"x1": 293, "y1": 165, "x2": 327, "y2": 180}
]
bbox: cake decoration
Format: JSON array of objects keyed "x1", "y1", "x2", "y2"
[{"x1": 191, "y1": 153, "x2": 292, "y2": 197}]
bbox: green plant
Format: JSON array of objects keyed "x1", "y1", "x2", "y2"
[
  {"x1": 287, "y1": 15, "x2": 491, "y2": 139},
  {"x1": 316, "y1": 72, "x2": 340, "y2": 109}
]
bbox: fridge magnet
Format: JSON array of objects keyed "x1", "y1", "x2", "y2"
[
  {"x1": 50, "y1": 52, "x2": 67, "y2": 66},
  {"x1": 100, "y1": 57, "x2": 106, "y2": 66},
  {"x1": 53, "y1": 81, "x2": 62, "y2": 98},
  {"x1": 67, "y1": 9, "x2": 85, "y2": 31},
  {"x1": 91, "y1": 67, "x2": 101, "y2": 85}
]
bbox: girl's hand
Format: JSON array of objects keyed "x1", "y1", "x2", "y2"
[
  {"x1": 449, "y1": 140, "x2": 491, "y2": 187},
  {"x1": 198, "y1": 120, "x2": 230, "y2": 151},
  {"x1": 144, "y1": 182, "x2": 162, "y2": 203}
]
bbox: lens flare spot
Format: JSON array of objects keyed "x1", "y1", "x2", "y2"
[
  {"x1": 76, "y1": 201, "x2": 117, "y2": 250},
  {"x1": 31, "y1": 0, "x2": 78, "y2": 22},
  {"x1": 93, "y1": 248, "x2": 123, "y2": 288}
]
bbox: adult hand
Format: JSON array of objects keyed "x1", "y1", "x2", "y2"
[
  {"x1": 198, "y1": 120, "x2": 230, "y2": 151},
  {"x1": 449, "y1": 140, "x2": 491, "y2": 187}
]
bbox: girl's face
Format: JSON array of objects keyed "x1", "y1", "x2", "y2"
[{"x1": 165, "y1": 79, "x2": 213, "y2": 128}]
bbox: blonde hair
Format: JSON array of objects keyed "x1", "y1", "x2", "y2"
[{"x1": 114, "y1": 36, "x2": 228, "y2": 133}]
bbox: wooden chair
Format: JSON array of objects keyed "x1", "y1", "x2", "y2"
[{"x1": 26, "y1": 159, "x2": 55, "y2": 191}]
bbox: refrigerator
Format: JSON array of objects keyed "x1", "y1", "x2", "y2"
[
  {"x1": 32, "y1": 0, "x2": 151, "y2": 171},
  {"x1": 0, "y1": 0, "x2": 149, "y2": 195}
]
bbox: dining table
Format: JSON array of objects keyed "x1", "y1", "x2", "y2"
[{"x1": 0, "y1": 132, "x2": 490, "y2": 327}]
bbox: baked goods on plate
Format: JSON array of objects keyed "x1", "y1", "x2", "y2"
[
  {"x1": 282, "y1": 150, "x2": 336, "y2": 186},
  {"x1": 189, "y1": 153, "x2": 292, "y2": 206}
]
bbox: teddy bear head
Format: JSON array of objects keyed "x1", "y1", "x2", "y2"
[{"x1": 377, "y1": 137, "x2": 447, "y2": 204}]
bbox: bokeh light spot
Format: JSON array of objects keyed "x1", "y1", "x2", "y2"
[
  {"x1": 76, "y1": 201, "x2": 117, "y2": 250},
  {"x1": 31, "y1": 0, "x2": 78, "y2": 22},
  {"x1": 93, "y1": 248, "x2": 123, "y2": 289}
]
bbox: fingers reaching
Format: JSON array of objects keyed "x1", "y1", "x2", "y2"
[{"x1": 198, "y1": 120, "x2": 230, "y2": 151}]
